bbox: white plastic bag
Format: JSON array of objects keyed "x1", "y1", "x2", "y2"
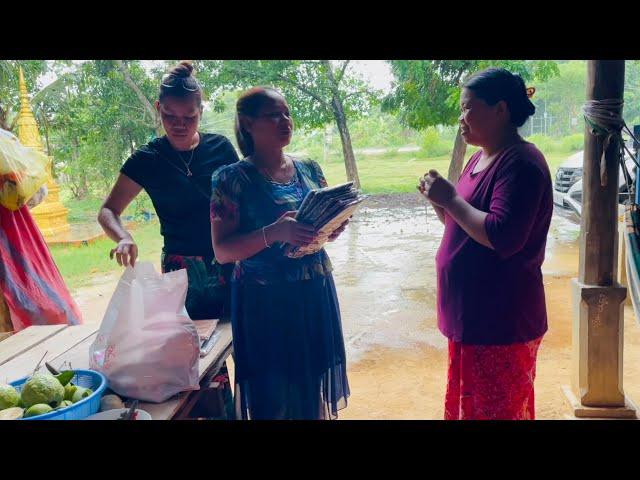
[
  {"x1": 0, "y1": 128, "x2": 48, "y2": 211},
  {"x1": 89, "y1": 262, "x2": 200, "y2": 403}
]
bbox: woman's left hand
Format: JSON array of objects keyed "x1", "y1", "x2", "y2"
[
  {"x1": 420, "y1": 169, "x2": 456, "y2": 208},
  {"x1": 328, "y1": 218, "x2": 350, "y2": 242}
]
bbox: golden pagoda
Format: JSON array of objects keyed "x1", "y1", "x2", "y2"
[{"x1": 16, "y1": 67, "x2": 70, "y2": 239}]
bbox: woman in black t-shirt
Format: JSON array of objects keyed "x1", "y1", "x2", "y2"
[{"x1": 98, "y1": 61, "x2": 239, "y2": 418}]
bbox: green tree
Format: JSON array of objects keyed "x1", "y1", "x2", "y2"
[
  {"x1": 383, "y1": 60, "x2": 559, "y2": 182},
  {"x1": 532, "y1": 61, "x2": 586, "y2": 136},
  {"x1": 197, "y1": 60, "x2": 381, "y2": 189},
  {"x1": 624, "y1": 60, "x2": 640, "y2": 127},
  {"x1": 0, "y1": 61, "x2": 49, "y2": 131},
  {"x1": 514, "y1": 60, "x2": 639, "y2": 137},
  {"x1": 200, "y1": 90, "x2": 238, "y2": 141},
  {"x1": 113, "y1": 60, "x2": 163, "y2": 136},
  {"x1": 346, "y1": 105, "x2": 422, "y2": 149},
  {"x1": 40, "y1": 61, "x2": 158, "y2": 198}
]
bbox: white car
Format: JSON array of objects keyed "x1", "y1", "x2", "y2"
[
  {"x1": 553, "y1": 149, "x2": 637, "y2": 217},
  {"x1": 553, "y1": 150, "x2": 584, "y2": 208}
]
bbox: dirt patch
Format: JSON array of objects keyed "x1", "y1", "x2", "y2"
[{"x1": 362, "y1": 192, "x2": 425, "y2": 210}]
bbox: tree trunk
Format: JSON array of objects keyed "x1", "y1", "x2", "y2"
[
  {"x1": 321, "y1": 60, "x2": 361, "y2": 189},
  {"x1": 9, "y1": 113, "x2": 18, "y2": 132},
  {"x1": 447, "y1": 126, "x2": 468, "y2": 184},
  {"x1": 40, "y1": 111, "x2": 55, "y2": 178},
  {"x1": 0, "y1": 104, "x2": 9, "y2": 131},
  {"x1": 39, "y1": 109, "x2": 52, "y2": 155},
  {"x1": 128, "y1": 131, "x2": 135, "y2": 154},
  {"x1": 332, "y1": 97, "x2": 361, "y2": 189},
  {"x1": 115, "y1": 60, "x2": 163, "y2": 137},
  {"x1": 71, "y1": 136, "x2": 88, "y2": 199},
  {"x1": 323, "y1": 125, "x2": 329, "y2": 165}
]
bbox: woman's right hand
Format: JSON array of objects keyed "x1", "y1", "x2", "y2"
[
  {"x1": 266, "y1": 211, "x2": 317, "y2": 246},
  {"x1": 418, "y1": 176, "x2": 446, "y2": 223},
  {"x1": 109, "y1": 236, "x2": 139, "y2": 267}
]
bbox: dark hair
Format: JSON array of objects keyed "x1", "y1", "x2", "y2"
[
  {"x1": 463, "y1": 68, "x2": 535, "y2": 127},
  {"x1": 159, "y1": 60, "x2": 202, "y2": 106},
  {"x1": 234, "y1": 86, "x2": 284, "y2": 157}
]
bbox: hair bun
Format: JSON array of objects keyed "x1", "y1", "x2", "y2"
[{"x1": 170, "y1": 60, "x2": 194, "y2": 78}]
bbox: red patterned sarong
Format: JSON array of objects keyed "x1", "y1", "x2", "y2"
[{"x1": 445, "y1": 336, "x2": 543, "y2": 420}]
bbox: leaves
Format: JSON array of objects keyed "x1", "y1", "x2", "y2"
[
  {"x1": 38, "y1": 61, "x2": 161, "y2": 197},
  {"x1": 383, "y1": 60, "x2": 560, "y2": 130},
  {"x1": 56, "y1": 370, "x2": 75, "y2": 386},
  {"x1": 0, "y1": 60, "x2": 48, "y2": 130},
  {"x1": 203, "y1": 60, "x2": 379, "y2": 131}
]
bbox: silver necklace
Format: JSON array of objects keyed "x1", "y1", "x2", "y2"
[
  {"x1": 176, "y1": 147, "x2": 196, "y2": 177},
  {"x1": 253, "y1": 156, "x2": 294, "y2": 184},
  {"x1": 262, "y1": 167, "x2": 278, "y2": 182}
]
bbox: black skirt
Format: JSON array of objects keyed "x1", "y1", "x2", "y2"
[{"x1": 231, "y1": 273, "x2": 350, "y2": 420}]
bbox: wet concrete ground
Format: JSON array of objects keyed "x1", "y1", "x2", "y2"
[
  {"x1": 74, "y1": 193, "x2": 640, "y2": 419},
  {"x1": 329, "y1": 194, "x2": 581, "y2": 363},
  {"x1": 328, "y1": 195, "x2": 640, "y2": 419}
]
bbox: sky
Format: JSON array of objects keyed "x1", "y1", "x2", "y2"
[
  {"x1": 140, "y1": 60, "x2": 394, "y2": 93},
  {"x1": 38, "y1": 60, "x2": 394, "y2": 94},
  {"x1": 348, "y1": 60, "x2": 393, "y2": 93}
]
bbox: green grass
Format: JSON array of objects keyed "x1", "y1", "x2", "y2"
[
  {"x1": 61, "y1": 195, "x2": 104, "y2": 223},
  {"x1": 52, "y1": 147, "x2": 577, "y2": 292},
  {"x1": 60, "y1": 189, "x2": 154, "y2": 223},
  {"x1": 50, "y1": 188, "x2": 158, "y2": 291},
  {"x1": 49, "y1": 219, "x2": 164, "y2": 291},
  {"x1": 318, "y1": 148, "x2": 576, "y2": 194},
  {"x1": 318, "y1": 151, "x2": 460, "y2": 194}
]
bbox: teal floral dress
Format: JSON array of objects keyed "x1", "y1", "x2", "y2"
[{"x1": 210, "y1": 158, "x2": 350, "y2": 419}]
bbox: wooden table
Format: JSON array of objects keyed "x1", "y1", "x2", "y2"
[{"x1": 0, "y1": 322, "x2": 233, "y2": 420}]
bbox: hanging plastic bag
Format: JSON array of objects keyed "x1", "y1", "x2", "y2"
[
  {"x1": 0, "y1": 128, "x2": 48, "y2": 211},
  {"x1": 89, "y1": 262, "x2": 200, "y2": 403}
]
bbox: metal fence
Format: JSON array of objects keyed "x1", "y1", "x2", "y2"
[{"x1": 523, "y1": 112, "x2": 582, "y2": 137}]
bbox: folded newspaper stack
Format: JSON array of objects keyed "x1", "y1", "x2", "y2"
[{"x1": 285, "y1": 182, "x2": 365, "y2": 258}]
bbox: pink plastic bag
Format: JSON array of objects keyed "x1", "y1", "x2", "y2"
[{"x1": 89, "y1": 262, "x2": 200, "y2": 403}]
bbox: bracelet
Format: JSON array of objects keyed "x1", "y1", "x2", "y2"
[{"x1": 262, "y1": 226, "x2": 270, "y2": 248}]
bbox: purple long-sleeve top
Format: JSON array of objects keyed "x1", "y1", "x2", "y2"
[{"x1": 436, "y1": 141, "x2": 553, "y2": 345}]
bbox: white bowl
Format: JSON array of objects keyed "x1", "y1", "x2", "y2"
[{"x1": 84, "y1": 408, "x2": 152, "y2": 420}]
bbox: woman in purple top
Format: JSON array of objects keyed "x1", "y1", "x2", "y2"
[{"x1": 419, "y1": 68, "x2": 553, "y2": 420}]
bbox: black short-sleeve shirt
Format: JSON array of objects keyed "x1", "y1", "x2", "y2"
[{"x1": 120, "y1": 132, "x2": 240, "y2": 256}]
